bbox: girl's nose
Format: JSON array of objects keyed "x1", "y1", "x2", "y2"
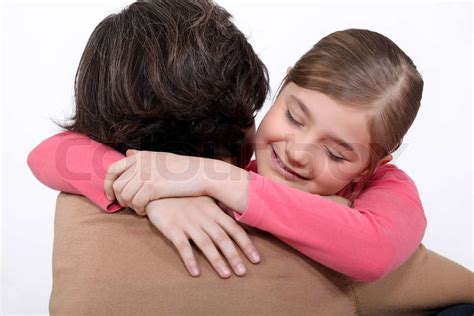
[{"x1": 284, "y1": 137, "x2": 316, "y2": 168}]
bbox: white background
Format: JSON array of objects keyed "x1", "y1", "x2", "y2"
[{"x1": 1, "y1": 1, "x2": 473, "y2": 314}]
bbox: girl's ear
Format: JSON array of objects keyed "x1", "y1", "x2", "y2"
[{"x1": 377, "y1": 154, "x2": 393, "y2": 167}]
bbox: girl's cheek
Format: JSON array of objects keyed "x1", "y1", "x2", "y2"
[
  {"x1": 328, "y1": 156, "x2": 360, "y2": 179},
  {"x1": 258, "y1": 119, "x2": 283, "y2": 144},
  {"x1": 318, "y1": 166, "x2": 353, "y2": 193},
  {"x1": 256, "y1": 112, "x2": 272, "y2": 137}
]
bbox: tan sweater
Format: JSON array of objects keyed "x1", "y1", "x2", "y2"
[{"x1": 50, "y1": 193, "x2": 474, "y2": 315}]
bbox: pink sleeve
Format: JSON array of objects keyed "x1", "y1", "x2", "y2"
[
  {"x1": 235, "y1": 164, "x2": 427, "y2": 282},
  {"x1": 27, "y1": 131, "x2": 124, "y2": 213}
]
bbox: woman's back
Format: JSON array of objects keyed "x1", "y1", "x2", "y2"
[
  {"x1": 50, "y1": 192, "x2": 473, "y2": 315},
  {"x1": 51, "y1": 193, "x2": 355, "y2": 315}
]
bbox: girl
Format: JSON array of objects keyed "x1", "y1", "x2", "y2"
[{"x1": 28, "y1": 29, "x2": 426, "y2": 281}]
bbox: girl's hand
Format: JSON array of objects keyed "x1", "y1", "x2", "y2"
[
  {"x1": 145, "y1": 196, "x2": 261, "y2": 278},
  {"x1": 105, "y1": 149, "x2": 250, "y2": 215},
  {"x1": 104, "y1": 150, "x2": 209, "y2": 215}
]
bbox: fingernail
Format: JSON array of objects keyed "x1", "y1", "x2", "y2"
[
  {"x1": 251, "y1": 251, "x2": 260, "y2": 263},
  {"x1": 190, "y1": 266, "x2": 200, "y2": 277},
  {"x1": 220, "y1": 267, "x2": 231, "y2": 278},
  {"x1": 236, "y1": 263, "x2": 246, "y2": 275}
]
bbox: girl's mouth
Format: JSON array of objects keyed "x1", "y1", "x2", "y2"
[{"x1": 270, "y1": 146, "x2": 307, "y2": 181}]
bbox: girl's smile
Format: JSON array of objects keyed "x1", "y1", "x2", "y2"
[{"x1": 270, "y1": 145, "x2": 308, "y2": 181}]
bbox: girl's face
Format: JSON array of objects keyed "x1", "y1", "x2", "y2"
[{"x1": 255, "y1": 82, "x2": 373, "y2": 195}]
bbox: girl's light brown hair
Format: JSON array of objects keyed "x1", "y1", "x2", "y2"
[{"x1": 283, "y1": 29, "x2": 423, "y2": 203}]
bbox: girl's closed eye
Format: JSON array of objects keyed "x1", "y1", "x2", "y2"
[
  {"x1": 324, "y1": 146, "x2": 345, "y2": 163},
  {"x1": 286, "y1": 108, "x2": 303, "y2": 126},
  {"x1": 286, "y1": 107, "x2": 345, "y2": 163}
]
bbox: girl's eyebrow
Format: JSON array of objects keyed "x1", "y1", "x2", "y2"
[
  {"x1": 288, "y1": 94, "x2": 355, "y2": 153},
  {"x1": 329, "y1": 137, "x2": 355, "y2": 153}
]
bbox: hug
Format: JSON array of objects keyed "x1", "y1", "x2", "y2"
[{"x1": 27, "y1": 0, "x2": 474, "y2": 314}]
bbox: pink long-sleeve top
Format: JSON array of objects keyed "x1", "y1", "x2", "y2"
[{"x1": 27, "y1": 131, "x2": 427, "y2": 281}]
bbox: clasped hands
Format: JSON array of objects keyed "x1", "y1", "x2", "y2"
[{"x1": 104, "y1": 149, "x2": 260, "y2": 279}]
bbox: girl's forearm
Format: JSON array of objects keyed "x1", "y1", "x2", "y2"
[
  {"x1": 202, "y1": 158, "x2": 250, "y2": 214},
  {"x1": 320, "y1": 195, "x2": 351, "y2": 207},
  {"x1": 200, "y1": 159, "x2": 350, "y2": 213},
  {"x1": 28, "y1": 131, "x2": 124, "y2": 213}
]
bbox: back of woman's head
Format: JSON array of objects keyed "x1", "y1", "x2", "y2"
[
  {"x1": 285, "y1": 29, "x2": 423, "y2": 196},
  {"x1": 62, "y1": 0, "x2": 269, "y2": 161}
]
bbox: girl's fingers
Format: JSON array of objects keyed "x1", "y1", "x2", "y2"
[
  {"x1": 104, "y1": 155, "x2": 137, "y2": 200},
  {"x1": 131, "y1": 184, "x2": 154, "y2": 216},
  {"x1": 217, "y1": 212, "x2": 260, "y2": 264},
  {"x1": 201, "y1": 221, "x2": 247, "y2": 276},
  {"x1": 112, "y1": 167, "x2": 137, "y2": 207},
  {"x1": 119, "y1": 177, "x2": 144, "y2": 209},
  {"x1": 186, "y1": 227, "x2": 231, "y2": 279},
  {"x1": 168, "y1": 232, "x2": 200, "y2": 277}
]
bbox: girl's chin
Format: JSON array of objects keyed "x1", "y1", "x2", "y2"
[
  {"x1": 265, "y1": 169, "x2": 306, "y2": 190},
  {"x1": 260, "y1": 166, "x2": 343, "y2": 195}
]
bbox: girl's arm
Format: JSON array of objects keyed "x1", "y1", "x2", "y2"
[
  {"x1": 209, "y1": 162, "x2": 427, "y2": 282},
  {"x1": 27, "y1": 131, "x2": 124, "y2": 212},
  {"x1": 27, "y1": 132, "x2": 261, "y2": 276},
  {"x1": 107, "y1": 153, "x2": 427, "y2": 282}
]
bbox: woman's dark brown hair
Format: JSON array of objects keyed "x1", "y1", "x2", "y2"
[
  {"x1": 282, "y1": 29, "x2": 423, "y2": 203},
  {"x1": 60, "y1": 0, "x2": 268, "y2": 165}
]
